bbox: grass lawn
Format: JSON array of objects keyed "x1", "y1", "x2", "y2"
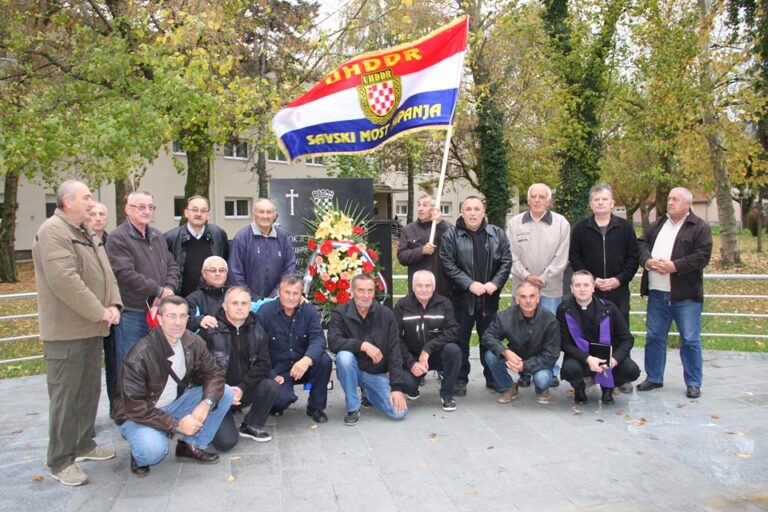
[{"x1": 1, "y1": 230, "x2": 767, "y2": 379}]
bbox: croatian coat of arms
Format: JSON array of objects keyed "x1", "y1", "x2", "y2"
[{"x1": 357, "y1": 69, "x2": 402, "y2": 125}]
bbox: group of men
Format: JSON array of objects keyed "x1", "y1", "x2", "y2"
[{"x1": 33, "y1": 178, "x2": 712, "y2": 487}]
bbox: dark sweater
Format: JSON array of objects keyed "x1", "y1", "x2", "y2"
[{"x1": 180, "y1": 236, "x2": 213, "y2": 297}]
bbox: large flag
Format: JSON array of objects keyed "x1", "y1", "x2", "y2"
[{"x1": 272, "y1": 16, "x2": 469, "y2": 162}]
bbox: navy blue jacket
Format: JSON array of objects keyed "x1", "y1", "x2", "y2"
[
  {"x1": 257, "y1": 300, "x2": 327, "y2": 375},
  {"x1": 228, "y1": 224, "x2": 296, "y2": 298}
]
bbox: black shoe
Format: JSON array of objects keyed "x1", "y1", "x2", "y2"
[
  {"x1": 637, "y1": 379, "x2": 663, "y2": 392},
  {"x1": 455, "y1": 381, "x2": 467, "y2": 397},
  {"x1": 344, "y1": 409, "x2": 360, "y2": 426},
  {"x1": 518, "y1": 376, "x2": 532, "y2": 388},
  {"x1": 406, "y1": 389, "x2": 421, "y2": 400},
  {"x1": 270, "y1": 409, "x2": 283, "y2": 417},
  {"x1": 175, "y1": 440, "x2": 219, "y2": 464},
  {"x1": 441, "y1": 397, "x2": 457, "y2": 412},
  {"x1": 686, "y1": 386, "x2": 701, "y2": 399},
  {"x1": 239, "y1": 424, "x2": 272, "y2": 442},
  {"x1": 573, "y1": 382, "x2": 588, "y2": 405},
  {"x1": 485, "y1": 382, "x2": 499, "y2": 392},
  {"x1": 130, "y1": 455, "x2": 149, "y2": 477},
  {"x1": 306, "y1": 407, "x2": 328, "y2": 423},
  {"x1": 551, "y1": 376, "x2": 560, "y2": 388},
  {"x1": 360, "y1": 395, "x2": 372, "y2": 408},
  {"x1": 601, "y1": 387, "x2": 615, "y2": 405}
]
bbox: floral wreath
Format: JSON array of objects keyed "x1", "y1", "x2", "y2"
[{"x1": 302, "y1": 203, "x2": 387, "y2": 325}]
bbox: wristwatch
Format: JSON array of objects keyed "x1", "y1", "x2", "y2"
[{"x1": 203, "y1": 398, "x2": 214, "y2": 408}]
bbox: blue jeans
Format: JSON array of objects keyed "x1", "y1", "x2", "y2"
[
  {"x1": 484, "y1": 351, "x2": 553, "y2": 394},
  {"x1": 644, "y1": 290, "x2": 704, "y2": 387},
  {"x1": 335, "y1": 351, "x2": 407, "y2": 420},
  {"x1": 114, "y1": 310, "x2": 150, "y2": 369},
  {"x1": 119, "y1": 385, "x2": 234, "y2": 467}
]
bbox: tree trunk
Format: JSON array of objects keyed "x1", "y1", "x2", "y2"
[
  {"x1": 0, "y1": 170, "x2": 20, "y2": 283},
  {"x1": 114, "y1": 175, "x2": 134, "y2": 225},
  {"x1": 184, "y1": 143, "x2": 212, "y2": 199},
  {"x1": 257, "y1": 150, "x2": 268, "y2": 198},
  {"x1": 640, "y1": 202, "x2": 652, "y2": 232},
  {"x1": 698, "y1": 0, "x2": 740, "y2": 266},
  {"x1": 757, "y1": 186, "x2": 764, "y2": 253},
  {"x1": 406, "y1": 154, "x2": 414, "y2": 225}
]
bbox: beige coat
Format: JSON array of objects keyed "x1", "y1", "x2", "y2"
[{"x1": 33, "y1": 209, "x2": 122, "y2": 341}]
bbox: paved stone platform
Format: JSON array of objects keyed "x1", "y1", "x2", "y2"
[{"x1": 1, "y1": 348, "x2": 767, "y2": 512}]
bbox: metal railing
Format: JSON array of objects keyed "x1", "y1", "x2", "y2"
[{"x1": 2, "y1": 274, "x2": 767, "y2": 365}]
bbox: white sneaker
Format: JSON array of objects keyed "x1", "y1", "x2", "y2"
[{"x1": 50, "y1": 463, "x2": 88, "y2": 486}]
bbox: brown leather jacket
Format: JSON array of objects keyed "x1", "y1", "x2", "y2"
[{"x1": 113, "y1": 328, "x2": 225, "y2": 436}]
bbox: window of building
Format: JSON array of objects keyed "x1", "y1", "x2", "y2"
[
  {"x1": 224, "y1": 198, "x2": 251, "y2": 218},
  {"x1": 172, "y1": 140, "x2": 185, "y2": 154},
  {"x1": 173, "y1": 197, "x2": 185, "y2": 219},
  {"x1": 267, "y1": 146, "x2": 288, "y2": 163},
  {"x1": 224, "y1": 139, "x2": 249, "y2": 159},
  {"x1": 306, "y1": 155, "x2": 324, "y2": 166},
  {"x1": 395, "y1": 202, "x2": 408, "y2": 216},
  {"x1": 440, "y1": 203, "x2": 452, "y2": 216},
  {"x1": 45, "y1": 194, "x2": 57, "y2": 218}
]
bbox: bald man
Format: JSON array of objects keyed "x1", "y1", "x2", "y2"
[{"x1": 228, "y1": 198, "x2": 296, "y2": 298}]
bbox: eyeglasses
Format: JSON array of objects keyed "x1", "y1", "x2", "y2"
[
  {"x1": 203, "y1": 267, "x2": 228, "y2": 273},
  {"x1": 187, "y1": 208, "x2": 209, "y2": 214},
  {"x1": 128, "y1": 204, "x2": 156, "y2": 211},
  {"x1": 160, "y1": 313, "x2": 189, "y2": 321}
]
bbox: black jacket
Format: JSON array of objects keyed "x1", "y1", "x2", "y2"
[
  {"x1": 328, "y1": 300, "x2": 404, "y2": 391},
  {"x1": 638, "y1": 212, "x2": 712, "y2": 303},
  {"x1": 186, "y1": 284, "x2": 229, "y2": 332},
  {"x1": 557, "y1": 296, "x2": 634, "y2": 364},
  {"x1": 569, "y1": 214, "x2": 639, "y2": 297},
  {"x1": 397, "y1": 219, "x2": 451, "y2": 296},
  {"x1": 114, "y1": 328, "x2": 225, "y2": 435},
  {"x1": 394, "y1": 293, "x2": 459, "y2": 370},
  {"x1": 439, "y1": 217, "x2": 512, "y2": 315},
  {"x1": 165, "y1": 223, "x2": 229, "y2": 287},
  {"x1": 202, "y1": 311, "x2": 272, "y2": 395},
  {"x1": 481, "y1": 305, "x2": 560, "y2": 374}
]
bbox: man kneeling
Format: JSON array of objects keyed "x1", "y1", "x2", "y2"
[
  {"x1": 394, "y1": 270, "x2": 461, "y2": 412},
  {"x1": 328, "y1": 274, "x2": 407, "y2": 425},
  {"x1": 557, "y1": 271, "x2": 640, "y2": 405},
  {"x1": 482, "y1": 281, "x2": 560, "y2": 404},
  {"x1": 114, "y1": 296, "x2": 233, "y2": 476},
  {"x1": 258, "y1": 275, "x2": 333, "y2": 423},
  {"x1": 203, "y1": 286, "x2": 279, "y2": 448}
]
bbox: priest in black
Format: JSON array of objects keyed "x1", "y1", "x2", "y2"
[{"x1": 557, "y1": 270, "x2": 640, "y2": 405}]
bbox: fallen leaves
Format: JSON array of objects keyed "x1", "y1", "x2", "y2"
[
  {"x1": 571, "y1": 406, "x2": 582, "y2": 416},
  {"x1": 736, "y1": 452, "x2": 752, "y2": 460},
  {"x1": 31, "y1": 476, "x2": 43, "y2": 482},
  {"x1": 427, "y1": 432, "x2": 437, "y2": 443},
  {"x1": 227, "y1": 475, "x2": 236, "y2": 482}
]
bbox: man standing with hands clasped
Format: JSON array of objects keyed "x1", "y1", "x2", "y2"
[{"x1": 33, "y1": 180, "x2": 123, "y2": 486}]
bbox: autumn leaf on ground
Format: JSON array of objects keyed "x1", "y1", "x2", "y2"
[
  {"x1": 487, "y1": 445, "x2": 494, "y2": 450},
  {"x1": 572, "y1": 406, "x2": 582, "y2": 415},
  {"x1": 466, "y1": 489, "x2": 479, "y2": 496},
  {"x1": 737, "y1": 452, "x2": 751, "y2": 459},
  {"x1": 227, "y1": 475, "x2": 236, "y2": 482},
  {"x1": 308, "y1": 424, "x2": 317, "y2": 429},
  {"x1": 31, "y1": 476, "x2": 43, "y2": 482},
  {"x1": 725, "y1": 431, "x2": 744, "y2": 436},
  {"x1": 634, "y1": 417, "x2": 648, "y2": 427},
  {"x1": 710, "y1": 415, "x2": 720, "y2": 420},
  {"x1": 428, "y1": 432, "x2": 437, "y2": 442},
  {"x1": 230, "y1": 456, "x2": 241, "y2": 461}
]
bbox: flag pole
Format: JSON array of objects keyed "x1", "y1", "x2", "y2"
[{"x1": 429, "y1": 125, "x2": 453, "y2": 245}]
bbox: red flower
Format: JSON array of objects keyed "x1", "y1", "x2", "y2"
[
  {"x1": 336, "y1": 290, "x2": 350, "y2": 303},
  {"x1": 308, "y1": 239, "x2": 317, "y2": 251},
  {"x1": 352, "y1": 226, "x2": 365, "y2": 235},
  {"x1": 320, "y1": 240, "x2": 333, "y2": 255},
  {"x1": 314, "y1": 290, "x2": 327, "y2": 303},
  {"x1": 367, "y1": 248, "x2": 378, "y2": 261},
  {"x1": 377, "y1": 280, "x2": 384, "y2": 291},
  {"x1": 337, "y1": 279, "x2": 350, "y2": 290},
  {"x1": 346, "y1": 245, "x2": 359, "y2": 257},
  {"x1": 308, "y1": 265, "x2": 317, "y2": 277},
  {"x1": 324, "y1": 280, "x2": 337, "y2": 292},
  {"x1": 362, "y1": 261, "x2": 374, "y2": 274}
]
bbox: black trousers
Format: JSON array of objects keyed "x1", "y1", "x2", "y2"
[
  {"x1": 211, "y1": 378, "x2": 279, "y2": 451},
  {"x1": 561, "y1": 355, "x2": 640, "y2": 388},
  {"x1": 272, "y1": 352, "x2": 333, "y2": 413},
  {"x1": 103, "y1": 329, "x2": 117, "y2": 413},
  {"x1": 402, "y1": 343, "x2": 462, "y2": 400},
  {"x1": 455, "y1": 307, "x2": 497, "y2": 385}
]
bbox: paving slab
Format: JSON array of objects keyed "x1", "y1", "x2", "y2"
[{"x1": 1, "y1": 348, "x2": 767, "y2": 512}]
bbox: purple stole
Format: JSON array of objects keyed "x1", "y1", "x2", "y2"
[{"x1": 564, "y1": 307, "x2": 615, "y2": 388}]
